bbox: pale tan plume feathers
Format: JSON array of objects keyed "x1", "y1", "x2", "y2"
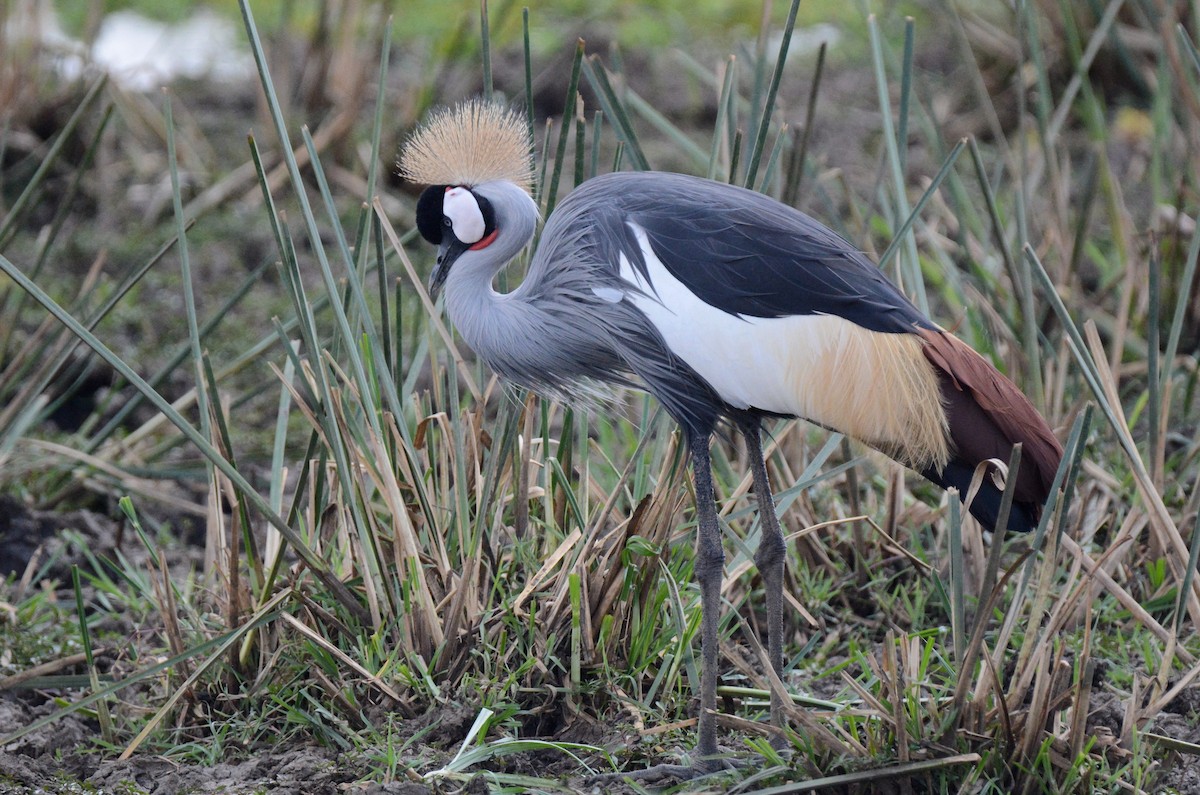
[
  {"x1": 804, "y1": 323, "x2": 950, "y2": 471},
  {"x1": 399, "y1": 100, "x2": 534, "y2": 194}
]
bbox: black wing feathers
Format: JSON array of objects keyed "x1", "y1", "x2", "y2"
[{"x1": 590, "y1": 172, "x2": 934, "y2": 334}]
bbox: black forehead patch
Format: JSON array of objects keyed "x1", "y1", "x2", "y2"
[{"x1": 415, "y1": 185, "x2": 450, "y2": 244}]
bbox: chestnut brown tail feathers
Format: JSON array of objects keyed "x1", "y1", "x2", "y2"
[{"x1": 917, "y1": 328, "x2": 1064, "y2": 533}]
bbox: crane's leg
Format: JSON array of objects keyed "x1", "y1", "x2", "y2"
[
  {"x1": 586, "y1": 428, "x2": 730, "y2": 783},
  {"x1": 739, "y1": 418, "x2": 787, "y2": 741},
  {"x1": 688, "y1": 428, "x2": 724, "y2": 765}
]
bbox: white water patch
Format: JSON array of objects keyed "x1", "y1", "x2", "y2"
[
  {"x1": 765, "y1": 23, "x2": 841, "y2": 62},
  {"x1": 6, "y1": 4, "x2": 253, "y2": 92},
  {"x1": 91, "y1": 10, "x2": 252, "y2": 91}
]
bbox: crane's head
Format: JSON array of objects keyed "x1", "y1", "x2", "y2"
[
  {"x1": 412, "y1": 185, "x2": 498, "y2": 297},
  {"x1": 399, "y1": 100, "x2": 535, "y2": 298}
]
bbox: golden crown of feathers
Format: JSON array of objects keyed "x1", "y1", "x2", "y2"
[{"x1": 398, "y1": 100, "x2": 535, "y2": 195}]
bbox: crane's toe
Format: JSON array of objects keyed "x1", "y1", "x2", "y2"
[{"x1": 587, "y1": 755, "x2": 740, "y2": 786}]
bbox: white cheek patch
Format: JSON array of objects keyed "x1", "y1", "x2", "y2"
[{"x1": 443, "y1": 187, "x2": 486, "y2": 244}]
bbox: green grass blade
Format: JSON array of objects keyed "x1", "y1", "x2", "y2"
[
  {"x1": 1044, "y1": 0, "x2": 1124, "y2": 149},
  {"x1": 0, "y1": 595, "x2": 289, "y2": 749},
  {"x1": 708, "y1": 55, "x2": 737, "y2": 181},
  {"x1": 480, "y1": 0, "x2": 493, "y2": 102},
  {"x1": 363, "y1": 16, "x2": 393, "y2": 205},
  {"x1": 728, "y1": 129, "x2": 743, "y2": 183},
  {"x1": 0, "y1": 75, "x2": 106, "y2": 249},
  {"x1": 869, "y1": 15, "x2": 928, "y2": 314},
  {"x1": 1, "y1": 104, "x2": 114, "y2": 361},
  {"x1": 1175, "y1": 481, "x2": 1200, "y2": 634},
  {"x1": 743, "y1": 0, "x2": 801, "y2": 189},
  {"x1": 783, "y1": 41, "x2": 825, "y2": 207},
  {"x1": 897, "y1": 17, "x2": 915, "y2": 178},
  {"x1": 1023, "y1": 245, "x2": 1131, "y2": 461},
  {"x1": 523, "y1": 8, "x2": 534, "y2": 143},
  {"x1": 574, "y1": 97, "x2": 585, "y2": 188},
  {"x1": 1148, "y1": 241, "x2": 1161, "y2": 483},
  {"x1": 1180, "y1": 23, "x2": 1200, "y2": 76},
  {"x1": 581, "y1": 56, "x2": 649, "y2": 171},
  {"x1": 164, "y1": 90, "x2": 214, "y2": 475},
  {"x1": 948, "y1": 491, "x2": 964, "y2": 664},
  {"x1": 201, "y1": 352, "x2": 262, "y2": 593},
  {"x1": 546, "y1": 39, "x2": 584, "y2": 216},
  {"x1": 756, "y1": 124, "x2": 789, "y2": 193},
  {"x1": 966, "y1": 135, "x2": 1045, "y2": 399},
  {"x1": 876, "y1": 138, "x2": 965, "y2": 273},
  {"x1": 622, "y1": 87, "x2": 709, "y2": 171},
  {"x1": 0, "y1": 394, "x2": 46, "y2": 466},
  {"x1": 269, "y1": 341, "x2": 299, "y2": 516},
  {"x1": 70, "y1": 563, "x2": 112, "y2": 745},
  {"x1": 0, "y1": 251, "x2": 365, "y2": 619},
  {"x1": 237, "y1": 0, "x2": 389, "y2": 435},
  {"x1": 1161, "y1": 207, "x2": 1200, "y2": 408},
  {"x1": 590, "y1": 110, "x2": 603, "y2": 180},
  {"x1": 1054, "y1": 404, "x2": 1093, "y2": 546}
]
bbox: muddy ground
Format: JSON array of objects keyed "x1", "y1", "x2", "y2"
[
  {"x1": 0, "y1": 501, "x2": 626, "y2": 794},
  {"x1": 5, "y1": 437, "x2": 1200, "y2": 789}
]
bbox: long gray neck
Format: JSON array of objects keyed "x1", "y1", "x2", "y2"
[{"x1": 441, "y1": 181, "x2": 543, "y2": 373}]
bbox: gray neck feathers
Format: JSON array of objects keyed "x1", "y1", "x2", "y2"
[
  {"x1": 441, "y1": 180, "x2": 550, "y2": 380},
  {"x1": 436, "y1": 177, "x2": 719, "y2": 423},
  {"x1": 440, "y1": 180, "x2": 632, "y2": 400}
]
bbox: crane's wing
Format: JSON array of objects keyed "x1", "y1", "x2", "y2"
[
  {"x1": 594, "y1": 172, "x2": 934, "y2": 334},
  {"x1": 917, "y1": 327, "x2": 1064, "y2": 524},
  {"x1": 540, "y1": 173, "x2": 1062, "y2": 533}
]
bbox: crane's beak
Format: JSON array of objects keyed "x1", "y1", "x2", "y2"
[{"x1": 429, "y1": 237, "x2": 470, "y2": 300}]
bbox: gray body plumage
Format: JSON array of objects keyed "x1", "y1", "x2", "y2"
[
  {"x1": 443, "y1": 174, "x2": 726, "y2": 433},
  {"x1": 442, "y1": 171, "x2": 944, "y2": 438},
  {"x1": 436, "y1": 171, "x2": 1062, "y2": 533}
]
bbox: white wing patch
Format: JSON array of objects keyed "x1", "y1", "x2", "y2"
[
  {"x1": 591, "y1": 286, "x2": 625, "y2": 303},
  {"x1": 616, "y1": 222, "x2": 949, "y2": 468}
]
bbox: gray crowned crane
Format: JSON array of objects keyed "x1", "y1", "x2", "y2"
[{"x1": 400, "y1": 100, "x2": 1063, "y2": 770}]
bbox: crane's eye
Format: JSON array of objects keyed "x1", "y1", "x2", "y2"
[{"x1": 443, "y1": 217, "x2": 453, "y2": 228}]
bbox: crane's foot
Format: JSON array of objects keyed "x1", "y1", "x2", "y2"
[
  {"x1": 587, "y1": 763, "x2": 704, "y2": 785},
  {"x1": 587, "y1": 754, "x2": 741, "y2": 786}
]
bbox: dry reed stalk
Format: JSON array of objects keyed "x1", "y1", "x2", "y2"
[
  {"x1": 736, "y1": 616, "x2": 848, "y2": 755},
  {"x1": 280, "y1": 611, "x2": 404, "y2": 702},
  {"x1": 1061, "y1": 534, "x2": 1194, "y2": 664},
  {"x1": 1085, "y1": 323, "x2": 1200, "y2": 625},
  {"x1": 0, "y1": 651, "x2": 107, "y2": 691}
]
